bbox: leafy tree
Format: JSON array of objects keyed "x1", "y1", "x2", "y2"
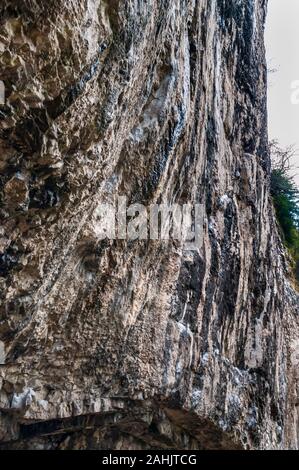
[{"x1": 270, "y1": 140, "x2": 299, "y2": 282}]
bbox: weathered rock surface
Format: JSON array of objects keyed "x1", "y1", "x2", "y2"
[{"x1": 0, "y1": 0, "x2": 298, "y2": 450}]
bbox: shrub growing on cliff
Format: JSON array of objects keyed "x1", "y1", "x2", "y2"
[{"x1": 270, "y1": 141, "x2": 299, "y2": 281}]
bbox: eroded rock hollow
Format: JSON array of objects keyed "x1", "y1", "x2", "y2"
[{"x1": 0, "y1": 0, "x2": 298, "y2": 450}]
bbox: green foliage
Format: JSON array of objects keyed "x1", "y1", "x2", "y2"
[
  {"x1": 271, "y1": 169, "x2": 299, "y2": 238},
  {"x1": 270, "y1": 141, "x2": 299, "y2": 282}
]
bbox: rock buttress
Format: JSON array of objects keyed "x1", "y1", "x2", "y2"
[{"x1": 0, "y1": 0, "x2": 298, "y2": 450}]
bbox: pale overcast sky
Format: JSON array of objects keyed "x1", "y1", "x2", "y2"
[{"x1": 265, "y1": 0, "x2": 299, "y2": 184}]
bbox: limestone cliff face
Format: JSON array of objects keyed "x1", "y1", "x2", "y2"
[{"x1": 0, "y1": 0, "x2": 298, "y2": 450}]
